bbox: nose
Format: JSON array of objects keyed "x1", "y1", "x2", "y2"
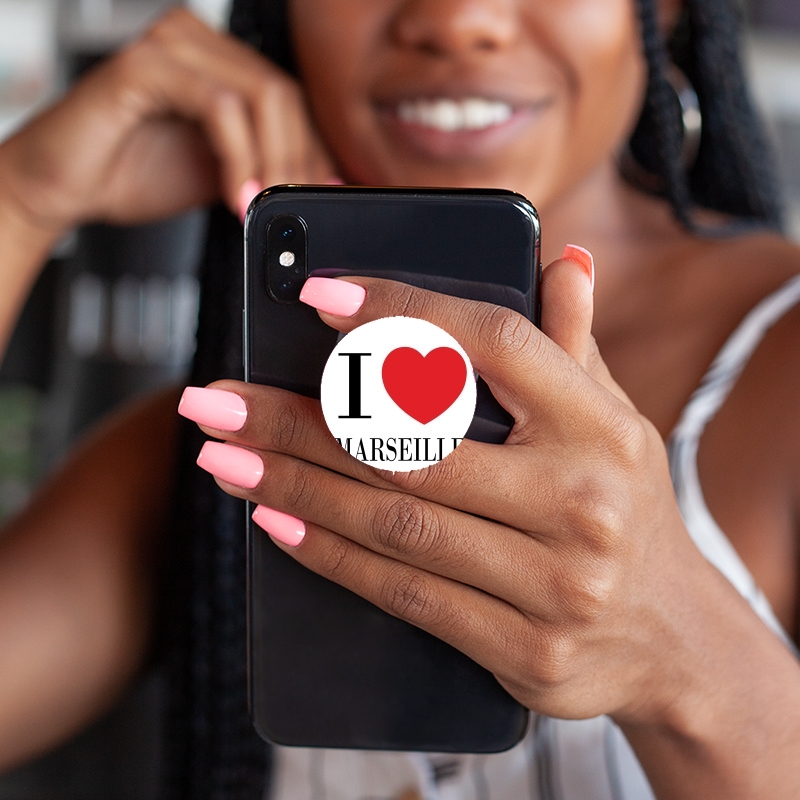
[{"x1": 390, "y1": 0, "x2": 518, "y2": 57}]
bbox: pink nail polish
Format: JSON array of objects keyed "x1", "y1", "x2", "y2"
[
  {"x1": 238, "y1": 179, "x2": 262, "y2": 223},
  {"x1": 561, "y1": 244, "x2": 595, "y2": 293},
  {"x1": 196, "y1": 441, "x2": 263, "y2": 488},
  {"x1": 252, "y1": 505, "x2": 306, "y2": 547},
  {"x1": 179, "y1": 387, "x2": 247, "y2": 431},
  {"x1": 299, "y1": 277, "x2": 365, "y2": 317}
]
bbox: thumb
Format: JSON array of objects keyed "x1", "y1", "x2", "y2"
[
  {"x1": 541, "y1": 245, "x2": 635, "y2": 407},
  {"x1": 541, "y1": 244, "x2": 595, "y2": 366}
]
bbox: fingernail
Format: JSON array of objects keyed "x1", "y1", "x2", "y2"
[
  {"x1": 179, "y1": 387, "x2": 247, "y2": 431},
  {"x1": 561, "y1": 244, "x2": 595, "y2": 293},
  {"x1": 238, "y1": 179, "x2": 262, "y2": 223},
  {"x1": 252, "y1": 505, "x2": 306, "y2": 547},
  {"x1": 325, "y1": 176, "x2": 345, "y2": 185},
  {"x1": 299, "y1": 277, "x2": 365, "y2": 317},
  {"x1": 197, "y1": 441, "x2": 263, "y2": 488}
]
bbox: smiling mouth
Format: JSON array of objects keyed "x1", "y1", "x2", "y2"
[
  {"x1": 396, "y1": 97, "x2": 514, "y2": 132},
  {"x1": 379, "y1": 94, "x2": 547, "y2": 161}
]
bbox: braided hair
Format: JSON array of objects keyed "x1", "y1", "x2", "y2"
[
  {"x1": 161, "y1": 2, "x2": 783, "y2": 799},
  {"x1": 632, "y1": 0, "x2": 783, "y2": 228}
]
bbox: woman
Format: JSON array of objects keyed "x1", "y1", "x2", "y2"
[{"x1": 0, "y1": 0, "x2": 798, "y2": 797}]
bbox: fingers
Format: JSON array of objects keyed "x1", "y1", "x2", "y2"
[
  {"x1": 180, "y1": 381, "x2": 383, "y2": 483},
  {"x1": 167, "y1": 9, "x2": 336, "y2": 185},
  {"x1": 208, "y1": 443, "x2": 559, "y2": 614},
  {"x1": 117, "y1": 46, "x2": 258, "y2": 212},
  {"x1": 273, "y1": 521, "x2": 533, "y2": 685},
  {"x1": 178, "y1": 381, "x2": 640, "y2": 546},
  {"x1": 142, "y1": 10, "x2": 336, "y2": 191},
  {"x1": 72, "y1": 7, "x2": 336, "y2": 221}
]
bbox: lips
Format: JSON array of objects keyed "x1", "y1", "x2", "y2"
[
  {"x1": 377, "y1": 95, "x2": 549, "y2": 161},
  {"x1": 373, "y1": 81, "x2": 553, "y2": 162}
]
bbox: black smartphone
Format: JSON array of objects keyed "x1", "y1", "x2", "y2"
[{"x1": 244, "y1": 185, "x2": 540, "y2": 753}]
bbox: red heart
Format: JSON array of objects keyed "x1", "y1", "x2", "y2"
[{"x1": 381, "y1": 347, "x2": 467, "y2": 425}]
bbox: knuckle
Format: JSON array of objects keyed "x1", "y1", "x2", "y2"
[
  {"x1": 316, "y1": 535, "x2": 351, "y2": 582},
  {"x1": 271, "y1": 400, "x2": 308, "y2": 452},
  {"x1": 252, "y1": 73, "x2": 284, "y2": 109},
  {"x1": 112, "y1": 40, "x2": 150, "y2": 81},
  {"x1": 106, "y1": 46, "x2": 159, "y2": 115},
  {"x1": 531, "y1": 630, "x2": 576, "y2": 688},
  {"x1": 561, "y1": 478, "x2": 628, "y2": 553},
  {"x1": 282, "y1": 460, "x2": 316, "y2": 514},
  {"x1": 486, "y1": 617, "x2": 537, "y2": 682},
  {"x1": 374, "y1": 495, "x2": 439, "y2": 558},
  {"x1": 210, "y1": 88, "x2": 240, "y2": 114},
  {"x1": 559, "y1": 558, "x2": 619, "y2": 623},
  {"x1": 478, "y1": 305, "x2": 538, "y2": 363},
  {"x1": 383, "y1": 570, "x2": 442, "y2": 627},
  {"x1": 392, "y1": 281, "x2": 430, "y2": 320},
  {"x1": 601, "y1": 405, "x2": 649, "y2": 472}
]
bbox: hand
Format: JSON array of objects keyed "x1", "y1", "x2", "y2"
[
  {"x1": 0, "y1": 8, "x2": 336, "y2": 235},
  {"x1": 183, "y1": 253, "x2": 721, "y2": 732}
]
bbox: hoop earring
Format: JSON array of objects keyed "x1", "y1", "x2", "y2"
[{"x1": 619, "y1": 64, "x2": 702, "y2": 193}]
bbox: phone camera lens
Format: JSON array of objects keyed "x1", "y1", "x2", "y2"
[{"x1": 267, "y1": 213, "x2": 307, "y2": 303}]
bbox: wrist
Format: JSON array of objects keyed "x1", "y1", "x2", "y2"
[
  {"x1": 0, "y1": 178, "x2": 67, "y2": 262},
  {"x1": 0, "y1": 167, "x2": 68, "y2": 352},
  {"x1": 0, "y1": 126, "x2": 80, "y2": 247},
  {"x1": 614, "y1": 556, "x2": 800, "y2": 797}
]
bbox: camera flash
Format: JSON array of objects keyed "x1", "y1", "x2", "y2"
[{"x1": 279, "y1": 251, "x2": 296, "y2": 267}]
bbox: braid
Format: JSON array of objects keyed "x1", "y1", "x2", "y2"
[
  {"x1": 632, "y1": 0, "x2": 783, "y2": 229},
  {"x1": 681, "y1": 0, "x2": 783, "y2": 225},
  {"x1": 229, "y1": 0, "x2": 294, "y2": 73},
  {"x1": 630, "y1": 0, "x2": 695, "y2": 227}
]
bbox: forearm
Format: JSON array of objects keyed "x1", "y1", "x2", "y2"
[
  {"x1": 0, "y1": 388, "x2": 179, "y2": 771},
  {"x1": 618, "y1": 559, "x2": 800, "y2": 799}
]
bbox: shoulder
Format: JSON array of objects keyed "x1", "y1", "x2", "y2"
[
  {"x1": 712, "y1": 229, "x2": 800, "y2": 275},
  {"x1": 679, "y1": 229, "x2": 800, "y2": 353},
  {"x1": 688, "y1": 227, "x2": 800, "y2": 290}
]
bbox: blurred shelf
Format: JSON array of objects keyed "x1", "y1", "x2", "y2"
[
  {"x1": 745, "y1": 30, "x2": 800, "y2": 119},
  {"x1": 58, "y1": 0, "x2": 176, "y2": 50}
]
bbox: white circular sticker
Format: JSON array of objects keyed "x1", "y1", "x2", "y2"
[{"x1": 320, "y1": 316, "x2": 476, "y2": 471}]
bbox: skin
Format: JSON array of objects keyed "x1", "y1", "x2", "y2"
[{"x1": 0, "y1": 1, "x2": 798, "y2": 797}]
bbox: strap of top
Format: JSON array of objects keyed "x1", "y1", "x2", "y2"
[
  {"x1": 667, "y1": 273, "x2": 800, "y2": 646},
  {"x1": 670, "y1": 273, "x2": 800, "y2": 442}
]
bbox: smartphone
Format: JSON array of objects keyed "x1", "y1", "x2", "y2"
[{"x1": 244, "y1": 185, "x2": 540, "y2": 753}]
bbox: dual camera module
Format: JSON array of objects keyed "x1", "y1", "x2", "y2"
[{"x1": 266, "y1": 214, "x2": 307, "y2": 303}]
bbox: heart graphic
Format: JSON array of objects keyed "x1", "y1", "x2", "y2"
[{"x1": 381, "y1": 347, "x2": 467, "y2": 424}]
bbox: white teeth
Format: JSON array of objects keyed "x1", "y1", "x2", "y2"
[{"x1": 397, "y1": 98, "x2": 513, "y2": 132}]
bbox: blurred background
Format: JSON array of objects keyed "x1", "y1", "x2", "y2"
[{"x1": 0, "y1": 0, "x2": 797, "y2": 796}]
